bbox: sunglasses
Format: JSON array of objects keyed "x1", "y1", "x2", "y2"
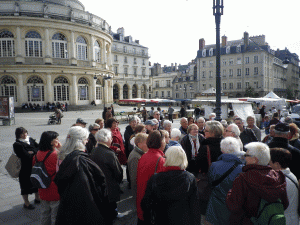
[
  {"x1": 244, "y1": 154, "x2": 254, "y2": 157},
  {"x1": 92, "y1": 128, "x2": 100, "y2": 131}
]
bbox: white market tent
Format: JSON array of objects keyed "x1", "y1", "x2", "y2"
[{"x1": 264, "y1": 91, "x2": 280, "y2": 99}]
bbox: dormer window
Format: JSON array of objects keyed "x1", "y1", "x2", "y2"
[
  {"x1": 237, "y1": 45, "x2": 241, "y2": 53},
  {"x1": 202, "y1": 49, "x2": 206, "y2": 57},
  {"x1": 209, "y1": 48, "x2": 213, "y2": 56},
  {"x1": 226, "y1": 46, "x2": 230, "y2": 54}
]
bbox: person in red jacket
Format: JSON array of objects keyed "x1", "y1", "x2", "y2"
[
  {"x1": 136, "y1": 130, "x2": 166, "y2": 225},
  {"x1": 106, "y1": 118, "x2": 127, "y2": 165},
  {"x1": 33, "y1": 131, "x2": 61, "y2": 225},
  {"x1": 226, "y1": 142, "x2": 289, "y2": 225}
]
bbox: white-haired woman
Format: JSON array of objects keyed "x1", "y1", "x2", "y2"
[
  {"x1": 224, "y1": 123, "x2": 243, "y2": 151},
  {"x1": 168, "y1": 128, "x2": 182, "y2": 147},
  {"x1": 205, "y1": 137, "x2": 245, "y2": 225},
  {"x1": 90, "y1": 129, "x2": 123, "y2": 223},
  {"x1": 163, "y1": 120, "x2": 172, "y2": 135},
  {"x1": 226, "y1": 142, "x2": 289, "y2": 225},
  {"x1": 246, "y1": 115, "x2": 261, "y2": 141},
  {"x1": 141, "y1": 146, "x2": 200, "y2": 225},
  {"x1": 54, "y1": 126, "x2": 108, "y2": 225}
]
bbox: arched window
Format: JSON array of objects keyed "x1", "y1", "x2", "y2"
[
  {"x1": 27, "y1": 76, "x2": 44, "y2": 102},
  {"x1": 96, "y1": 79, "x2": 102, "y2": 100},
  {"x1": 209, "y1": 48, "x2": 213, "y2": 56},
  {"x1": 113, "y1": 84, "x2": 119, "y2": 100},
  {"x1": 202, "y1": 49, "x2": 206, "y2": 57},
  {"x1": 76, "y1": 36, "x2": 87, "y2": 60},
  {"x1": 0, "y1": 30, "x2": 15, "y2": 57},
  {"x1": 54, "y1": 77, "x2": 69, "y2": 102},
  {"x1": 94, "y1": 41, "x2": 101, "y2": 63},
  {"x1": 123, "y1": 84, "x2": 128, "y2": 99},
  {"x1": 25, "y1": 31, "x2": 42, "y2": 57},
  {"x1": 132, "y1": 84, "x2": 138, "y2": 98},
  {"x1": 78, "y1": 77, "x2": 89, "y2": 100},
  {"x1": 52, "y1": 33, "x2": 67, "y2": 59},
  {"x1": 0, "y1": 75, "x2": 17, "y2": 101}
]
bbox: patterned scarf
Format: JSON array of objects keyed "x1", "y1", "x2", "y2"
[{"x1": 188, "y1": 134, "x2": 200, "y2": 159}]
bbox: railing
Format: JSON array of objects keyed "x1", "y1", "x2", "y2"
[{"x1": 112, "y1": 47, "x2": 150, "y2": 58}]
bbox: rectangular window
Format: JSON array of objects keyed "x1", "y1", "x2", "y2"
[
  {"x1": 245, "y1": 68, "x2": 250, "y2": 75},
  {"x1": 176, "y1": 93, "x2": 179, "y2": 98},
  {"x1": 237, "y1": 57, "x2": 242, "y2": 64},
  {"x1": 229, "y1": 58, "x2": 234, "y2": 65},
  {"x1": 124, "y1": 56, "x2": 127, "y2": 63},
  {"x1": 222, "y1": 83, "x2": 227, "y2": 90},
  {"x1": 142, "y1": 59, "x2": 145, "y2": 65},
  {"x1": 254, "y1": 56, "x2": 259, "y2": 63},
  {"x1": 229, "y1": 69, "x2": 233, "y2": 77},
  {"x1": 245, "y1": 82, "x2": 249, "y2": 88},
  {"x1": 161, "y1": 91, "x2": 164, "y2": 98},
  {"x1": 254, "y1": 67, "x2": 258, "y2": 75},
  {"x1": 134, "y1": 68, "x2": 137, "y2": 76},
  {"x1": 223, "y1": 69, "x2": 226, "y2": 77},
  {"x1": 202, "y1": 61, "x2": 206, "y2": 68},
  {"x1": 209, "y1": 71, "x2": 213, "y2": 78},
  {"x1": 254, "y1": 81, "x2": 259, "y2": 88},
  {"x1": 155, "y1": 81, "x2": 159, "y2": 88},
  {"x1": 222, "y1": 60, "x2": 227, "y2": 66},
  {"x1": 229, "y1": 83, "x2": 233, "y2": 89},
  {"x1": 209, "y1": 61, "x2": 213, "y2": 67},
  {"x1": 155, "y1": 91, "x2": 158, "y2": 97},
  {"x1": 134, "y1": 58, "x2": 137, "y2": 64},
  {"x1": 123, "y1": 46, "x2": 127, "y2": 53},
  {"x1": 96, "y1": 87, "x2": 102, "y2": 100},
  {"x1": 203, "y1": 84, "x2": 206, "y2": 90},
  {"x1": 237, "y1": 82, "x2": 241, "y2": 89},
  {"x1": 167, "y1": 80, "x2": 171, "y2": 87},
  {"x1": 245, "y1": 57, "x2": 249, "y2": 64},
  {"x1": 167, "y1": 91, "x2": 170, "y2": 97},
  {"x1": 176, "y1": 85, "x2": 178, "y2": 90},
  {"x1": 202, "y1": 71, "x2": 206, "y2": 78},
  {"x1": 142, "y1": 69, "x2": 145, "y2": 76},
  {"x1": 237, "y1": 69, "x2": 241, "y2": 76},
  {"x1": 114, "y1": 55, "x2": 118, "y2": 62}
]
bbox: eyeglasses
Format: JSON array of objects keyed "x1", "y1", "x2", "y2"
[
  {"x1": 244, "y1": 154, "x2": 254, "y2": 157},
  {"x1": 225, "y1": 129, "x2": 234, "y2": 133},
  {"x1": 92, "y1": 128, "x2": 100, "y2": 131}
]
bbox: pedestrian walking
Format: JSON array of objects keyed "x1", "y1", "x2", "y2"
[{"x1": 167, "y1": 105, "x2": 174, "y2": 123}]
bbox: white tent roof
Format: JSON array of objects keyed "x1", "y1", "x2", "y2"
[{"x1": 264, "y1": 91, "x2": 280, "y2": 99}]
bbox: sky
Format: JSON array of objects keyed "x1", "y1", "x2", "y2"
[{"x1": 83, "y1": 0, "x2": 300, "y2": 66}]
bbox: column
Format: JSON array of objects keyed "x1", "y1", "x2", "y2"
[
  {"x1": 90, "y1": 35, "x2": 95, "y2": 67},
  {"x1": 92, "y1": 77, "x2": 96, "y2": 103},
  {"x1": 71, "y1": 75, "x2": 78, "y2": 105},
  {"x1": 44, "y1": 28, "x2": 52, "y2": 64},
  {"x1": 137, "y1": 86, "x2": 141, "y2": 98},
  {"x1": 128, "y1": 86, "x2": 132, "y2": 99},
  {"x1": 119, "y1": 85, "x2": 123, "y2": 100},
  {"x1": 15, "y1": 27, "x2": 24, "y2": 64},
  {"x1": 17, "y1": 74, "x2": 25, "y2": 105},
  {"x1": 102, "y1": 41, "x2": 106, "y2": 68},
  {"x1": 70, "y1": 31, "x2": 77, "y2": 65},
  {"x1": 46, "y1": 74, "x2": 53, "y2": 102}
]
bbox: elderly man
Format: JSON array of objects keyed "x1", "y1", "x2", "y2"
[
  {"x1": 262, "y1": 124, "x2": 275, "y2": 144},
  {"x1": 234, "y1": 117, "x2": 258, "y2": 147},
  {"x1": 168, "y1": 128, "x2": 182, "y2": 148},
  {"x1": 127, "y1": 133, "x2": 148, "y2": 203},
  {"x1": 163, "y1": 120, "x2": 172, "y2": 135},
  {"x1": 209, "y1": 113, "x2": 216, "y2": 121},
  {"x1": 246, "y1": 116, "x2": 261, "y2": 142},
  {"x1": 268, "y1": 123, "x2": 300, "y2": 179},
  {"x1": 153, "y1": 111, "x2": 162, "y2": 130},
  {"x1": 179, "y1": 117, "x2": 188, "y2": 140},
  {"x1": 224, "y1": 123, "x2": 243, "y2": 151},
  {"x1": 124, "y1": 117, "x2": 138, "y2": 158},
  {"x1": 196, "y1": 117, "x2": 205, "y2": 136},
  {"x1": 145, "y1": 120, "x2": 156, "y2": 134}
]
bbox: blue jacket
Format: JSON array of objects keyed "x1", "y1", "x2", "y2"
[{"x1": 206, "y1": 154, "x2": 244, "y2": 225}]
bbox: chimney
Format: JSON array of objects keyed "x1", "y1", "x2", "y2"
[
  {"x1": 135, "y1": 40, "x2": 139, "y2": 44},
  {"x1": 222, "y1": 35, "x2": 227, "y2": 47},
  {"x1": 199, "y1": 38, "x2": 205, "y2": 50},
  {"x1": 175, "y1": 63, "x2": 177, "y2": 71},
  {"x1": 244, "y1": 32, "x2": 249, "y2": 49}
]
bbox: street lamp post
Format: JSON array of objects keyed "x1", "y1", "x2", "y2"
[{"x1": 213, "y1": 0, "x2": 223, "y2": 121}]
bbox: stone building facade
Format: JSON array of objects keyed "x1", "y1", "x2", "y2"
[
  {"x1": 111, "y1": 28, "x2": 150, "y2": 101},
  {"x1": 0, "y1": 0, "x2": 114, "y2": 107},
  {"x1": 196, "y1": 32, "x2": 300, "y2": 98}
]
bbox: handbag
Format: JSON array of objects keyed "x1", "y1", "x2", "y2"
[
  {"x1": 5, "y1": 153, "x2": 21, "y2": 178},
  {"x1": 197, "y1": 145, "x2": 212, "y2": 201}
]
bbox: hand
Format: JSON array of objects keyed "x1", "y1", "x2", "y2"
[
  {"x1": 28, "y1": 151, "x2": 34, "y2": 154},
  {"x1": 116, "y1": 148, "x2": 121, "y2": 153}
]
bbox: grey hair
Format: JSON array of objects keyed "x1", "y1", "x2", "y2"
[
  {"x1": 197, "y1": 117, "x2": 205, "y2": 122},
  {"x1": 245, "y1": 142, "x2": 270, "y2": 166},
  {"x1": 88, "y1": 123, "x2": 100, "y2": 132},
  {"x1": 209, "y1": 113, "x2": 216, "y2": 118},
  {"x1": 228, "y1": 124, "x2": 240, "y2": 137},
  {"x1": 163, "y1": 120, "x2": 172, "y2": 128},
  {"x1": 164, "y1": 146, "x2": 188, "y2": 170},
  {"x1": 59, "y1": 126, "x2": 89, "y2": 160},
  {"x1": 171, "y1": 128, "x2": 181, "y2": 138},
  {"x1": 247, "y1": 115, "x2": 256, "y2": 122},
  {"x1": 95, "y1": 128, "x2": 112, "y2": 143},
  {"x1": 129, "y1": 116, "x2": 138, "y2": 123},
  {"x1": 180, "y1": 117, "x2": 187, "y2": 124},
  {"x1": 221, "y1": 137, "x2": 241, "y2": 155},
  {"x1": 206, "y1": 121, "x2": 224, "y2": 138}
]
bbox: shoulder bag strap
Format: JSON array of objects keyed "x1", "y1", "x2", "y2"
[
  {"x1": 211, "y1": 161, "x2": 240, "y2": 187},
  {"x1": 285, "y1": 174, "x2": 299, "y2": 189},
  {"x1": 154, "y1": 156, "x2": 164, "y2": 173},
  {"x1": 42, "y1": 150, "x2": 54, "y2": 163},
  {"x1": 207, "y1": 145, "x2": 211, "y2": 168}
]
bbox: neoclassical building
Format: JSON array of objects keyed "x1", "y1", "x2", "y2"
[{"x1": 0, "y1": 0, "x2": 114, "y2": 107}]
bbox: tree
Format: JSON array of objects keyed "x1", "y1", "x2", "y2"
[
  {"x1": 245, "y1": 86, "x2": 254, "y2": 97},
  {"x1": 286, "y1": 89, "x2": 293, "y2": 99}
]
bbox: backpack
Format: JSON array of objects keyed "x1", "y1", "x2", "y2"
[
  {"x1": 250, "y1": 198, "x2": 286, "y2": 225},
  {"x1": 30, "y1": 150, "x2": 53, "y2": 189}
]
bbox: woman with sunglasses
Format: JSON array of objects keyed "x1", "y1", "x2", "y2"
[
  {"x1": 86, "y1": 123, "x2": 100, "y2": 154},
  {"x1": 106, "y1": 118, "x2": 127, "y2": 165}
]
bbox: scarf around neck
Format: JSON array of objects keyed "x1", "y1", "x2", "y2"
[{"x1": 188, "y1": 134, "x2": 200, "y2": 159}]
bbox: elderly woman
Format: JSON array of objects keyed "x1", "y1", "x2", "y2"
[
  {"x1": 106, "y1": 117, "x2": 127, "y2": 165},
  {"x1": 289, "y1": 123, "x2": 300, "y2": 149},
  {"x1": 195, "y1": 121, "x2": 224, "y2": 217},
  {"x1": 226, "y1": 142, "x2": 289, "y2": 225},
  {"x1": 181, "y1": 123, "x2": 205, "y2": 174},
  {"x1": 205, "y1": 137, "x2": 245, "y2": 225},
  {"x1": 13, "y1": 127, "x2": 40, "y2": 210},
  {"x1": 163, "y1": 120, "x2": 172, "y2": 135},
  {"x1": 246, "y1": 115, "x2": 261, "y2": 142},
  {"x1": 136, "y1": 130, "x2": 166, "y2": 224},
  {"x1": 141, "y1": 146, "x2": 200, "y2": 225},
  {"x1": 90, "y1": 129, "x2": 123, "y2": 223},
  {"x1": 54, "y1": 126, "x2": 108, "y2": 225},
  {"x1": 270, "y1": 148, "x2": 299, "y2": 225},
  {"x1": 86, "y1": 123, "x2": 100, "y2": 154},
  {"x1": 224, "y1": 123, "x2": 243, "y2": 151},
  {"x1": 168, "y1": 128, "x2": 182, "y2": 147}
]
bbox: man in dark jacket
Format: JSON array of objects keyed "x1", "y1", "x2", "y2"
[
  {"x1": 234, "y1": 117, "x2": 258, "y2": 147},
  {"x1": 268, "y1": 123, "x2": 300, "y2": 179},
  {"x1": 90, "y1": 129, "x2": 123, "y2": 223}
]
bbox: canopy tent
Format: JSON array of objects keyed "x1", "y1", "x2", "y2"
[
  {"x1": 264, "y1": 91, "x2": 280, "y2": 99},
  {"x1": 237, "y1": 97, "x2": 287, "y2": 113},
  {"x1": 150, "y1": 99, "x2": 176, "y2": 103},
  {"x1": 118, "y1": 98, "x2": 150, "y2": 103}
]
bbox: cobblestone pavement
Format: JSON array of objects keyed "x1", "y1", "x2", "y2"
[{"x1": 0, "y1": 106, "x2": 181, "y2": 225}]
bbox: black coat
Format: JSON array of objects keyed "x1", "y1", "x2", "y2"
[
  {"x1": 54, "y1": 150, "x2": 108, "y2": 225},
  {"x1": 124, "y1": 125, "x2": 135, "y2": 157},
  {"x1": 86, "y1": 133, "x2": 97, "y2": 154},
  {"x1": 240, "y1": 127, "x2": 258, "y2": 147},
  {"x1": 13, "y1": 138, "x2": 38, "y2": 195},
  {"x1": 196, "y1": 137, "x2": 223, "y2": 174},
  {"x1": 141, "y1": 169, "x2": 200, "y2": 225},
  {"x1": 90, "y1": 143, "x2": 123, "y2": 203},
  {"x1": 268, "y1": 137, "x2": 300, "y2": 179},
  {"x1": 180, "y1": 134, "x2": 205, "y2": 174},
  {"x1": 289, "y1": 138, "x2": 300, "y2": 150}
]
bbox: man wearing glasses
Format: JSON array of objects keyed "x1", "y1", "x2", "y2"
[
  {"x1": 153, "y1": 111, "x2": 162, "y2": 130},
  {"x1": 224, "y1": 124, "x2": 243, "y2": 151}
]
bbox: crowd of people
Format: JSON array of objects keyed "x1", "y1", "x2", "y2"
[{"x1": 12, "y1": 105, "x2": 300, "y2": 225}]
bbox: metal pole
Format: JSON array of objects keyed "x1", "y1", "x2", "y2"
[
  {"x1": 103, "y1": 81, "x2": 105, "y2": 109},
  {"x1": 213, "y1": 0, "x2": 223, "y2": 121}
]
